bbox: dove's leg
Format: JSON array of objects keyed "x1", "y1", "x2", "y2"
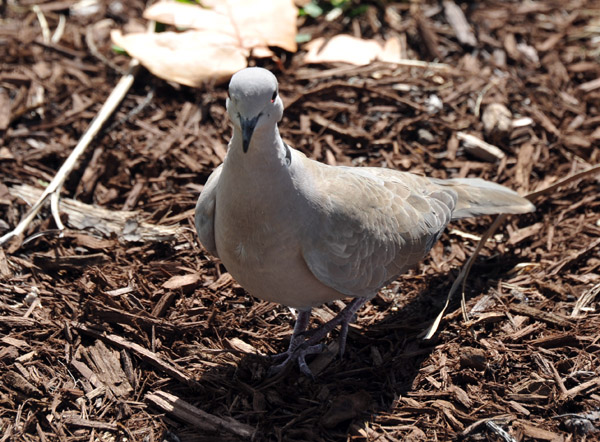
[
  {"x1": 304, "y1": 297, "x2": 369, "y2": 356},
  {"x1": 269, "y1": 309, "x2": 325, "y2": 377},
  {"x1": 269, "y1": 297, "x2": 369, "y2": 377},
  {"x1": 279, "y1": 309, "x2": 312, "y2": 355}
]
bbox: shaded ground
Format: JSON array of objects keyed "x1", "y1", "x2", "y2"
[{"x1": 1, "y1": 0, "x2": 600, "y2": 440}]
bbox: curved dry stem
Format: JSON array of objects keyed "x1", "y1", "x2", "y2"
[
  {"x1": 423, "y1": 163, "x2": 600, "y2": 340},
  {"x1": 0, "y1": 60, "x2": 140, "y2": 247}
]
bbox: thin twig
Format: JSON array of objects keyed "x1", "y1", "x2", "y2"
[
  {"x1": 51, "y1": 14, "x2": 66, "y2": 44},
  {"x1": 104, "y1": 88, "x2": 155, "y2": 133},
  {"x1": 424, "y1": 163, "x2": 600, "y2": 340},
  {"x1": 32, "y1": 5, "x2": 50, "y2": 44},
  {"x1": 0, "y1": 60, "x2": 140, "y2": 247},
  {"x1": 85, "y1": 20, "x2": 125, "y2": 74}
]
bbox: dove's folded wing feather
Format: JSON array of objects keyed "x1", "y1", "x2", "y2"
[{"x1": 302, "y1": 166, "x2": 456, "y2": 298}]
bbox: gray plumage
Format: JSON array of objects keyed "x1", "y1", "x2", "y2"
[{"x1": 194, "y1": 67, "x2": 534, "y2": 374}]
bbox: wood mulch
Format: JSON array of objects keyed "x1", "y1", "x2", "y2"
[{"x1": 1, "y1": 0, "x2": 599, "y2": 440}]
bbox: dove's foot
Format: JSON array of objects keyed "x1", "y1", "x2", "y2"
[
  {"x1": 269, "y1": 297, "x2": 369, "y2": 378},
  {"x1": 268, "y1": 342, "x2": 326, "y2": 378},
  {"x1": 268, "y1": 309, "x2": 322, "y2": 378}
]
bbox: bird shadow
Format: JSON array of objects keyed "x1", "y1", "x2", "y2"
[{"x1": 164, "y1": 255, "x2": 523, "y2": 441}]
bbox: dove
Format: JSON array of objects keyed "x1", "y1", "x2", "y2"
[{"x1": 195, "y1": 67, "x2": 535, "y2": 377}]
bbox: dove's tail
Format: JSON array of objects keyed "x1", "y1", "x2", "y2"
[{"x1": 431, "y1": 178, "x2": 535, "y2": 220}]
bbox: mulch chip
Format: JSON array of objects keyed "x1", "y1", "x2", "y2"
[{"x1": 1, "y1": 0, "x2": 599, "y2": 440}]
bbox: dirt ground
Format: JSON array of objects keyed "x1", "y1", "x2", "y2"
[{"x1": 1, "y1": 0, "x2": 600, "y2": 440}]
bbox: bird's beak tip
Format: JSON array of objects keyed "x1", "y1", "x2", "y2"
[{"x1": 240, "y1": 115, "x2": 259, "y2": 154}]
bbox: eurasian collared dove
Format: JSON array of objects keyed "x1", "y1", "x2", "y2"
[{"x1": 195, "y1": 67, "x2": 535, "y2": 376}]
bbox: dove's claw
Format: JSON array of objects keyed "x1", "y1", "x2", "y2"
[
  {"x1": 268, "y1": 343, "x2": 325, "y2": 378},
  {"x1": 268, "y1": 298, "x2": 369, "y2": 377}
]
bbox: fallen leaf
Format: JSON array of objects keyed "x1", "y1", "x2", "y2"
[
  {"x1": 304, "y1": 34, "x2": 403, "y2": 66},
  {"x1": 112, "y1": 0, "x2": 298, "y2": 87},
  {"x1": 111, "y1": 29, "x2": 247, "y2": 86},
  {"x1": 144, "y1": 0, "x2": 297, "y2": 53},
  {"x1": 380, "y1": 36, "x2": 403, "y2": 63}
]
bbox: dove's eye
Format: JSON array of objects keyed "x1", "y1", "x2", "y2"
[{"x1": 271, "y1": 90, "x2": 277, "y2": 103}]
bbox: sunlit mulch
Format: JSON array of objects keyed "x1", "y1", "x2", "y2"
[{"x1": 1, "y1": 1, "x2": 599, "y2": 440}]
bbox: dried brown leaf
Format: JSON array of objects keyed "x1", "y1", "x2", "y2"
[
  {"x1": 112, "y1": 30, "x2": 247, "y2": 87},
  {"x1": 144, "y1": 0, "x2": 297, "y2": 52},
  {"x1": 304, "y1": 35, "x2": 403, "y2": 66},
  {"x1": 112, "y1": 0, "x2": 298, "y2": 86}
]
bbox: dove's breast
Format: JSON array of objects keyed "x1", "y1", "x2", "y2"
[{"x1": 213, "y1": 149, "x2": 342, "y2": 309}]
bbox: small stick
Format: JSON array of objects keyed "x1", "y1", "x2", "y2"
[
  {"x1": 0, "y1": 60, "x2": 140, "y2": 247},
  {"x1": 424, "y1": 163, "x2": 600, "y2": 339},
  {"x1": 146, "y1": 390, "x2": 255, "y2": 438},
  {"x1": 51, "y1": 14, "x2": 66, "y2": 44},
  {"x1": 32, "y1": 5, "x2": 50, "y2": 44}
]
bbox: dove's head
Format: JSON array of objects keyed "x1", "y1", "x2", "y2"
[{"x1": 227, "y1": 67, "x2": 283, "y2": 153}]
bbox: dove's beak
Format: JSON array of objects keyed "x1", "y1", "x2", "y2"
[{"x1": 240, "y1": 115, "x2": 260, "y2": 153}]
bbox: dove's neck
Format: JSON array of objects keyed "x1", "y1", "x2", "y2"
[{"x1": 228, "y1": 124, "x2": 291, "y2": 171}]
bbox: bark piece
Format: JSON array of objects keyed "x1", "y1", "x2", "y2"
[{"x1": 146, "y1": 390, "x2": 255, "y2": 438}]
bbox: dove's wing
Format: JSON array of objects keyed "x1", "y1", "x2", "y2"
[
  {"x1": 195, "y1": 164, "x2": 223, "y2": 257},
  {"x1": 301, "y1": 166, "x2": 456, "y2": 298}
]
